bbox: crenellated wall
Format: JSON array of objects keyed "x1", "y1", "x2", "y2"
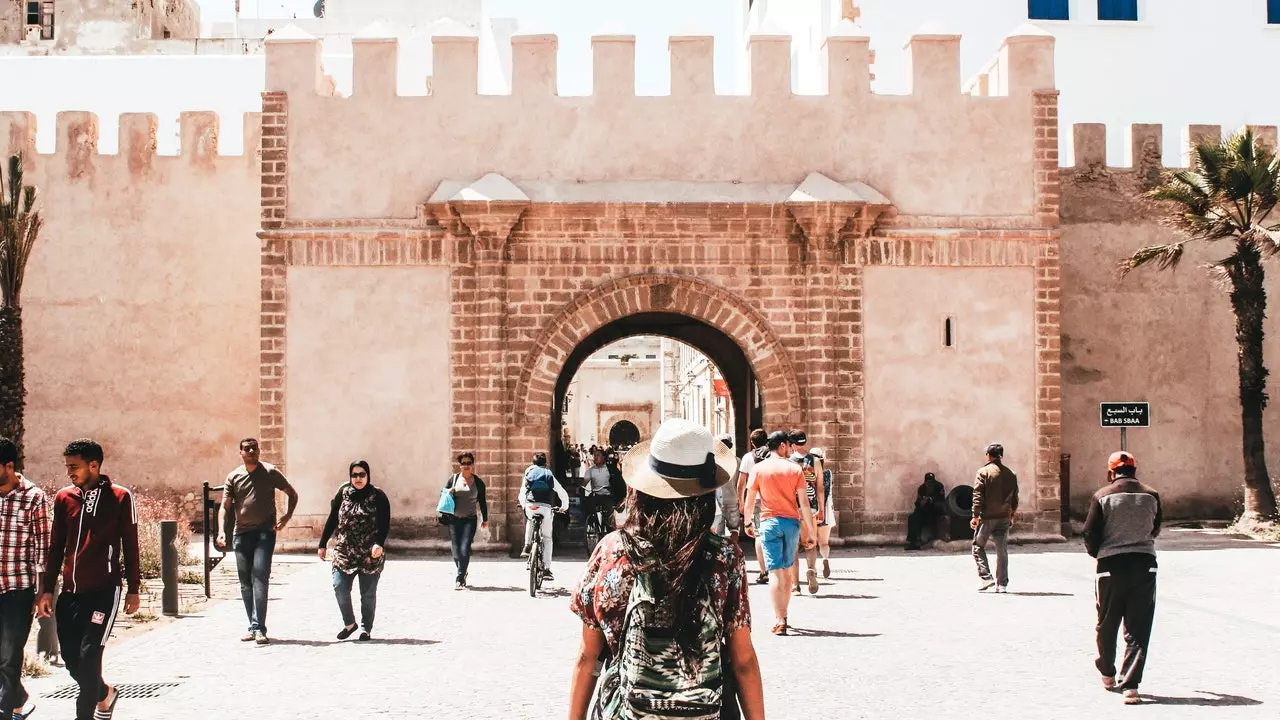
[
  {"x1": 10, "y1": 19, "x2": 1270, "y2": 538},
  {"x1": 265, "y1": 23, "x2": 1055, "y2": 222},
  {"x1": 0, "y1": 109, "x2": 261, "y2": 498},
  {"x1": 1061, "y1": 122, "x2": 1280, "y2": 518}
]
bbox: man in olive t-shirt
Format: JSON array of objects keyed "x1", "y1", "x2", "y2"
[{"x1": 216, "y1": 438, "x2": 298, "y2": 644}]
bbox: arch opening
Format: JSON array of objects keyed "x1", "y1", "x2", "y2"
[
  {"x1": 607, "y1": 420, "x2": 641, "y2": 449},
  {"x1": 549, "y1": 312, "x2": 763, "y2": 479}
]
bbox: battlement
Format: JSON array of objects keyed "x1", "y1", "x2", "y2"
[
  {"x1": 263, "y1": 20, "x2": 1054, "y2": 99},
  {"x1": 1067, "y1": 122, "x2": 1279, "y2": 173},
  {"x1": 0, "y1": 111, "x2": 261, "y2": 172}
]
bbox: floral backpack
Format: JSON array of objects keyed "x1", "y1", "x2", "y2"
[{"x1": 593, "y1": 535, "x2": 731, "y2": 720}]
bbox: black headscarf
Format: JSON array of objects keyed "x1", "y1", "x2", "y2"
[{"x1": 348, "y1": 460, "x2": 374, "y2": 499}]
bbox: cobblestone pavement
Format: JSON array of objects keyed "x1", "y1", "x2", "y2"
[{"x1": 21, "y1": 528, "x2": 1280, "y2": 719}]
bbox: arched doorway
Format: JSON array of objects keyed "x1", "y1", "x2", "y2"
[
  {"x1": 607, "y1": 420, "x2": 641, "y2": 448},
  {"x1": 549, "y1": 312, "x2": 764, "y2": 479}
]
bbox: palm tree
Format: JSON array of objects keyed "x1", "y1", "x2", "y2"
[
  {"x1": 1121, "y1": 128, "x2": 1279, "y2": 520},
  {"x1": 0, "y1": 154, "x2": 44, "y2": 472}
]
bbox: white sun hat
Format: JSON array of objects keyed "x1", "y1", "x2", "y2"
[{"x1": 620, "y1": 418, "x2": 736, "y2": 499}]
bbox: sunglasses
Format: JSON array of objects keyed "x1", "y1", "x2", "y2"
[
  {"x1": 459, "y1": 461, "x2": 474, "y2": 467},
  {"x1": 350, "y1": 471, "x2": 368, "y2": 479}
]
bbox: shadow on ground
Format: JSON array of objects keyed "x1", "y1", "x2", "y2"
[
  {"x1": 1144, "y1": 692, "x2": 1263, "y2": 707},
  {"x1": 785, "y1": 627, "x2": 880, "y2": 639}
]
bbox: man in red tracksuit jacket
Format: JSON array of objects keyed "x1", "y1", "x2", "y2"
[{"x1": 36, "y1": 439, "x2": 140, "y2": 720}]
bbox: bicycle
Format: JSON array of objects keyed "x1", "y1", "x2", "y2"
[
  {"x1": 527, "y1": 507, "x2": 548, "y2": 597},
  {"x1": 582, "y1": 491, "x2": 614, "y2": 554}
]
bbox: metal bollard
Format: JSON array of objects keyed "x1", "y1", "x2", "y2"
[{"x1": 161, "y1": 520, "x2": 179, "y2": 616}]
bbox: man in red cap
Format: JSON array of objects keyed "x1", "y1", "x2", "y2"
[{"x1": 1083, "y1": 451, "x2": 1163, "y2": 706}]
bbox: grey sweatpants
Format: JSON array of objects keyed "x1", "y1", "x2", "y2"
[{"x1": 973, "y1": 518, "x2": 1011, "y2": 586}]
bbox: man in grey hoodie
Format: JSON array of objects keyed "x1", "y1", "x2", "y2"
[{"x1": 1083, "y1": 451, "x2": 1162, "y2": 706}]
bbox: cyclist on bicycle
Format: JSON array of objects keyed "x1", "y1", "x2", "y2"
[
  {"x1": 582, "y1": 448, "x2": 615, "y2": 531},
  {"x1": 518, "y1": 452, "x2": 569, "y2": 581}
]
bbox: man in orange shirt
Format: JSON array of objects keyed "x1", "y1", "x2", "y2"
[{"x1": 744, "y1": 431, "x2": 816, "y2": 636}]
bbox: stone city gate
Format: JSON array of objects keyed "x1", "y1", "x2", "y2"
[{"x1": 254, "y1": 25, "x2": 1064, "y2": 545}]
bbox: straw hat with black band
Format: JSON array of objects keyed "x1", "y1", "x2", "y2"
[{"x1": 621, "y1": 418, "x2": 737, "y2": 499}]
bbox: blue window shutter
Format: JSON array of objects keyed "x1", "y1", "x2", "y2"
[
  {"x1": 1028, "y1": 0, "x2": 1069, "y2": 20},
  {"x1": 1098, "y1": 0, "x2": 1139, "y2": 21},
  {"x1": 1270, "y1": 0, "x2": 1280, "y2": 24}
]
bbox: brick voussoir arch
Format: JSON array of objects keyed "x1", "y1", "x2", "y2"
[{"x1": 515, "y1": 273, "x2": 802, "y2": 422}]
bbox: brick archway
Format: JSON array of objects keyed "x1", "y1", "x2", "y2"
[{"x1": 514, "y1": 274, "x2": 802, "y2": 426}]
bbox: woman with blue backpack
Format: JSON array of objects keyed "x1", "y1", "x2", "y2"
[{"x1": 569, "y1": 418, "x2": 765, "y2": 720}]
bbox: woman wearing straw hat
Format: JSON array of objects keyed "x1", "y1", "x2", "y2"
[{"x1": 569, "y1": 418, "x2": 764, "y2": 720}]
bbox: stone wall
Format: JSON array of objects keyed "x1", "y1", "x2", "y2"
[
  {"x1": 0, "y1": 109, "x2": 261, "y2": 503},
  {"x1": 1060, "y1": 123, "x2": 1280, "y2": 519}
]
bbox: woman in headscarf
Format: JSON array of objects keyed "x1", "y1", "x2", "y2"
[
  {"x1": 318, "y1": 460, "x2": 390, "y2": 641},
  {"x1": 569, "y1": 419, "x2": 765, "y2": 720}
]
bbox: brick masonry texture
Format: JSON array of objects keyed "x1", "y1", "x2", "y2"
[{"x1": 257, "y1": 97, "x2": 1065, "y2": 544}]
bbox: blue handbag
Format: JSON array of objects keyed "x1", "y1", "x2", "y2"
[{"x1": 437, "y1": 476, "x2": 457, "y2": 515}]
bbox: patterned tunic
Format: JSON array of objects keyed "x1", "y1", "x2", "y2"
[
  {"x1": 330, "y1": 485, "x2": 387, "y2": 576},
  {"x1": 570, "y1": 531, "x2": 751, "y2": 658}
]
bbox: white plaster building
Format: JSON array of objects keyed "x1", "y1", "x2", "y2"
[
  {"x1": 742, "y1": 0, "x2": 1280, "y2": 165},
  {"x1": 661, "y1": 338, "x2": 735, "y2": 440},
  {"x1": 563, "y1": 337, "x2": 662, "y2": 449}
]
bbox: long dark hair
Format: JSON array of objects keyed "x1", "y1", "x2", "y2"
[{"x1": 618, "y1": 487, "x2": 718, "y2": 659}]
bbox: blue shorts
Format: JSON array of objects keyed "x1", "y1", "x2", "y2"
[{"x1": 758, "y1": 517, "x2": 800, "y2": 571}]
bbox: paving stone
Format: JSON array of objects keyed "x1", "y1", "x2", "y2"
[{"x1": 19, "y1": 529, "x2": 1280, "y2": 719}]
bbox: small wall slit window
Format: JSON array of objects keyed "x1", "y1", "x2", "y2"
[
  {"x1": 1098, "y1": 0, "x2": 1139, "y2": 21},
  {"x1": 1028, "y1": 0, "x2": 1069, "y2": 20},
  {"x1": 943, "y1": 317, "x2": 956, "y2": 349}
]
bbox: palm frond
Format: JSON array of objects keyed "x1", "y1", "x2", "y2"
[
  {"x1": 1119, "y1": 242, "x2": 1189, "y2": 277},
  {"x1": 1132, "y1": 128, "x2": 1280, "y2": 278},
  {"x1": 0, "y1": 153, "x2": 43, "y2": 309}
]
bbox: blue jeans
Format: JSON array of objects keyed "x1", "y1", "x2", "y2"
[
  {"x1": 333, "y1": 569, "x2": 380, "y2": 632},
  {"x1": 233, "y1": 529, "x2": 276, "y2": 634},
  {"x1": 449, "y1": 516, "x2": 478, "y2": 583},
  {"x1": 0, "y1": 588, "x2": 35, "y2": 715}
]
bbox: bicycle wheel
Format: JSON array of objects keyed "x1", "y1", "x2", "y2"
[
  {"x1": 529, "y1": 543, "x2": 539, "y2": 597},
  {"x1": 585, "y1": 514, "x2": 600, "y2": 554}
]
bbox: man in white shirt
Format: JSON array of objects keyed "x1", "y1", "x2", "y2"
[
  {"x1": 713, "y1": 435, "x2": 741, "y2": 542},
  {"x1": 517, "y1": 452, "x2": 569, "y2": 581},
  {"x1": 737, "y1": 429, "x2": 769, "y2": 584}
]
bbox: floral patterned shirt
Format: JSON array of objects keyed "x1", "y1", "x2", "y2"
[{"x1": 570, "y1": 530, "x2": 751, "y2": 658}]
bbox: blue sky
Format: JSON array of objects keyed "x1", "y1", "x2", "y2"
[{"x1": 196, "y1": 0, "x2": 746, "y2": 95}]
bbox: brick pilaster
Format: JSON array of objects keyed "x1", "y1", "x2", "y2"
[
  {"x1": 258, "y1": 91, "x2": 289, "y2": 467},
  {"x1": 1033, "y1": 238, "x2": 1063, "y2": 534},
  {"x1": 1033, "y1": 90, "x2": 1061, "y2": 228}
]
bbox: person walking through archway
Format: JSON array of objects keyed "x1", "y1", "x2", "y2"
[
  {"x1": 744, "y1": 431, "x2": 816, "y2": 635},
  {"x1": 216, "y1": 438, "x2": 299, "y2": 644},
  {"x1": 318, "y1": 460, "x2": 390, "y2": 640},
  {"x1": 736, "y1": 429, "x2": 770, "y2": 585},
  {"x1": 971, "y1": 443, "x2": 1019, "y2": 593},
  {"x1": 568, "y1": 418, "x2": 764, "y2": 720},
  {"x1": 443, "y1": 452, "x2": 488, "y2": 589},
  {"x1": 37, "y1": 439, "x2": 140, "y2": 720},
  {"x1": 583, "y1": 448, "x2": 615, "y2": 532},
  {"x1": 788, "y1": 430, "x2": 826, "y2": 595},
  {"x1": 1084, "y1": 451, "x2": 1162, "y2": 706},
  {"x1": 0, "y1": 437, "x2": 48, "y2": 720}
]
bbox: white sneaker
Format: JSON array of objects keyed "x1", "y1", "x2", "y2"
[
  {"x1": 1123, "y1": 689, "x2": 1140, "y2": 705},
  {"x1": 978, "y1": 579, "x2": 996, "y2": 592}
]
